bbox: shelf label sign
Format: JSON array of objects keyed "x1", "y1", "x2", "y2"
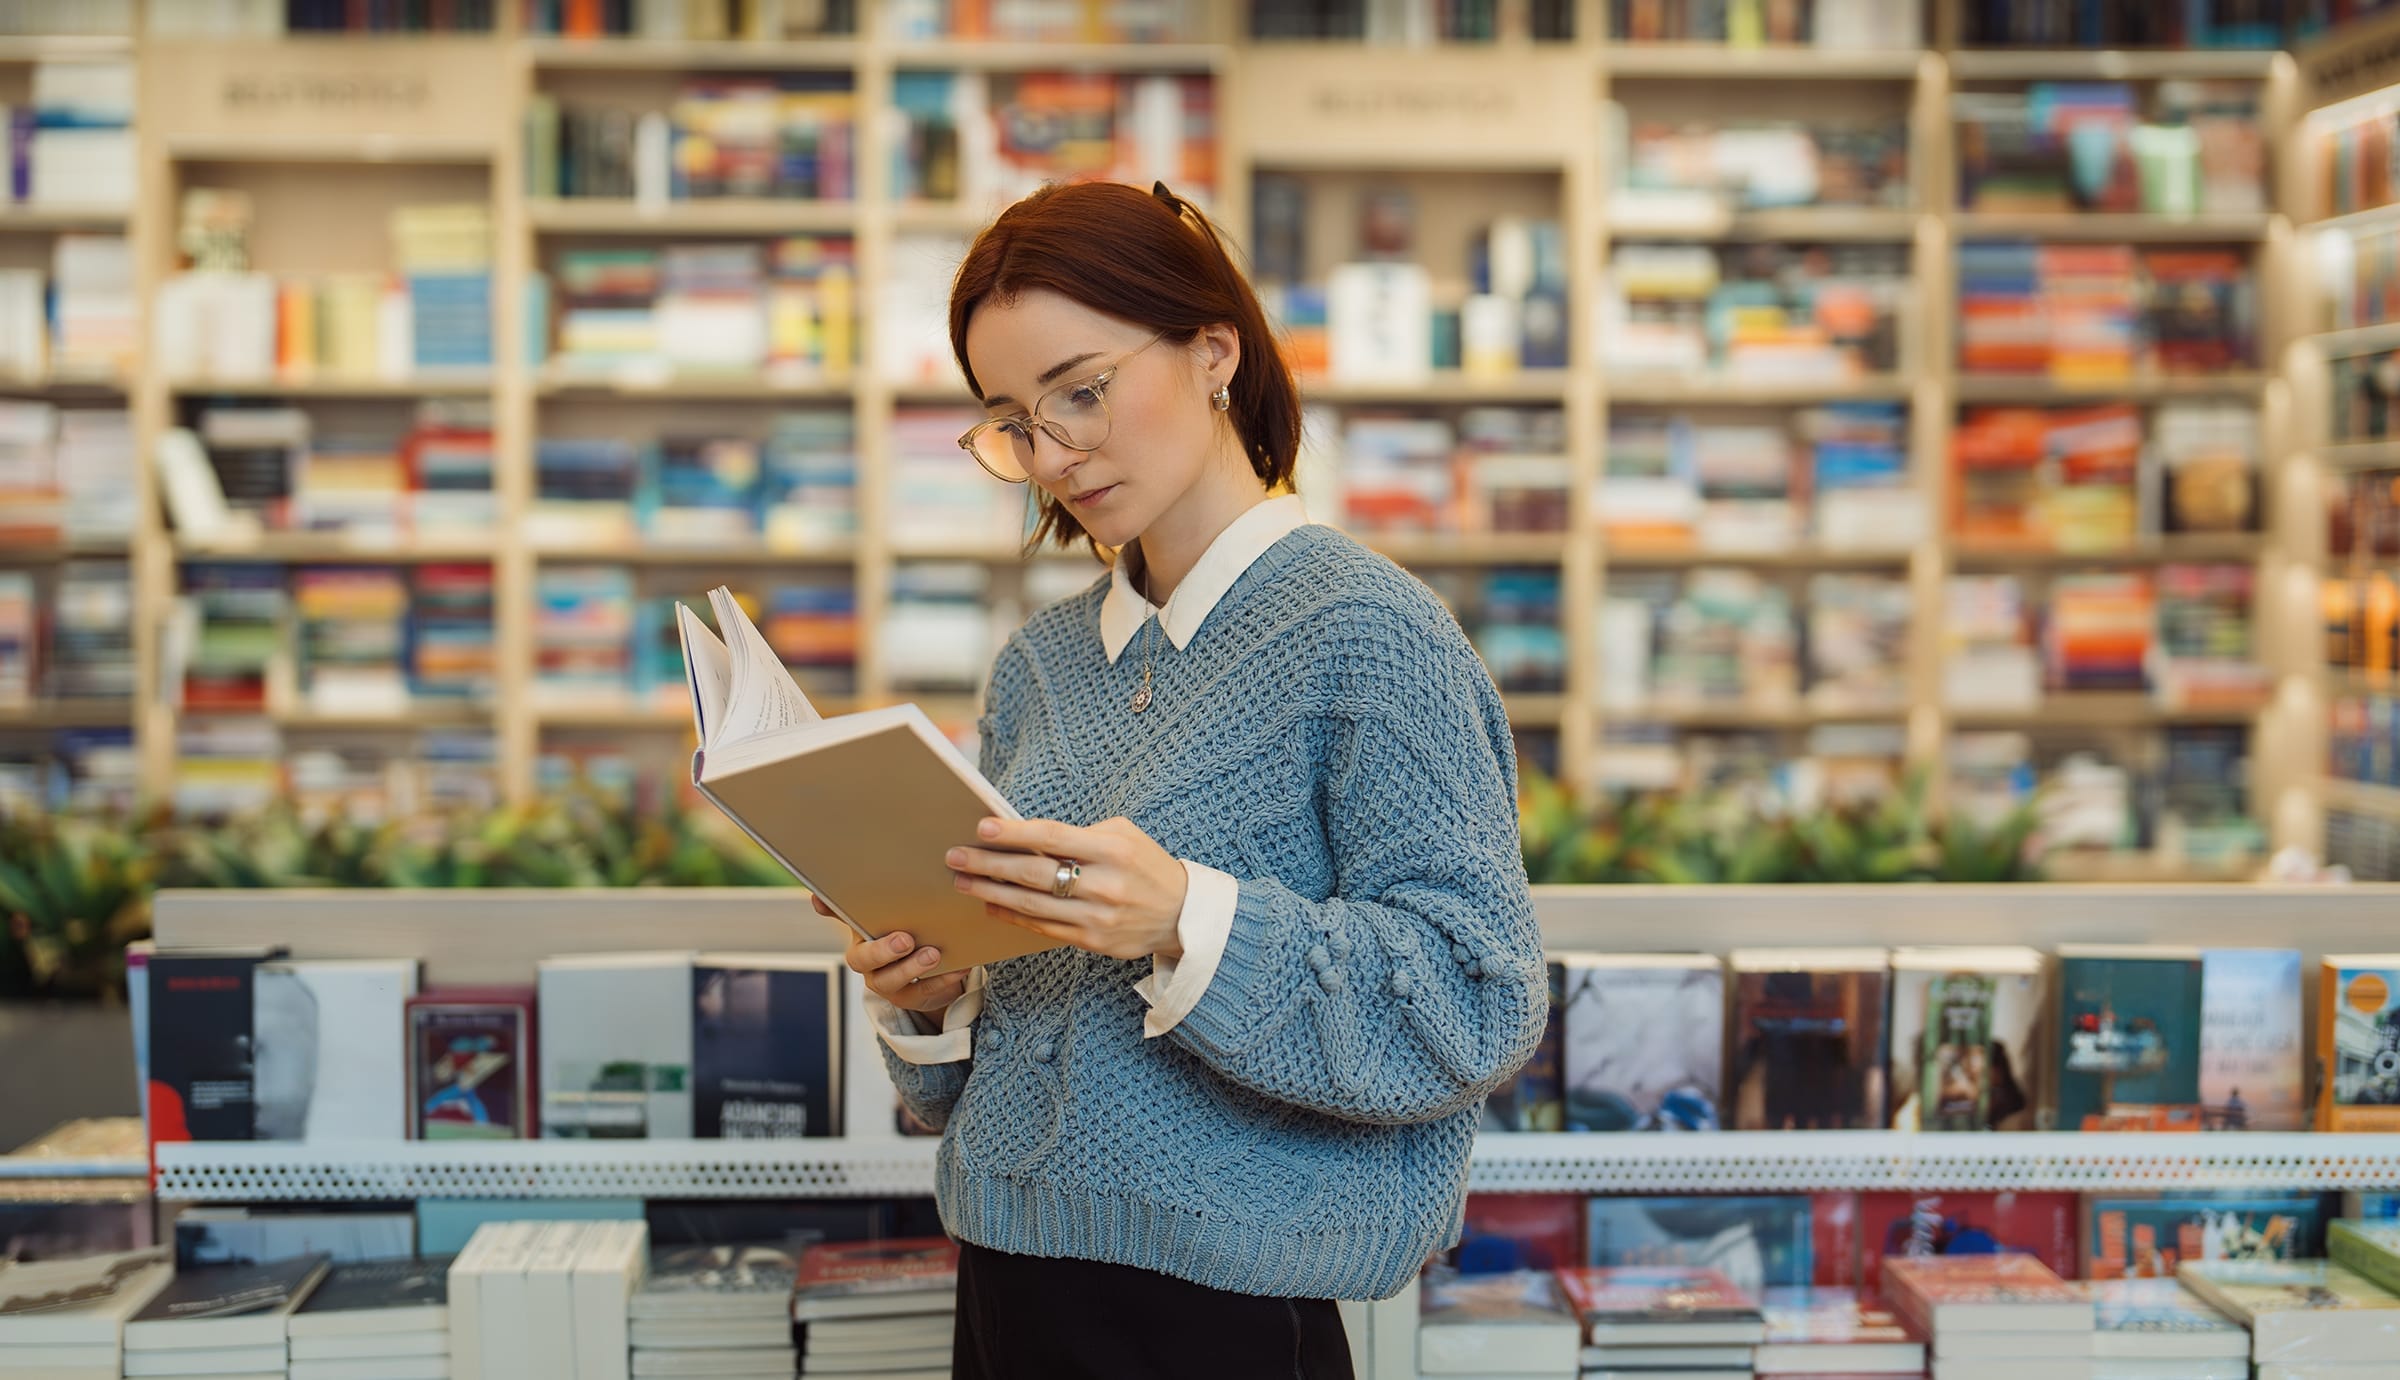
[
  {"x1": 1231, "y1": 51, "x2": 1584, "y2": 164},
  {"x1": 142, "y1": 40, "x2": 507, "y2": 151}
]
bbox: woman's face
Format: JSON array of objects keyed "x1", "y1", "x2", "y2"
[{"x1": 962, "y1": 288, "x2": 1228, "y2": 551}]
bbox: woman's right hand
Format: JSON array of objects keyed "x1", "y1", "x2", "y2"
[{"x1": 821, "y1": 894, "x2": 971, "y2": 1018}]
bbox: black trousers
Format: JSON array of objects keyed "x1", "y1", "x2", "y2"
[{"x1": 951, "y1": 1238, "x2": 1356, "y2": 1380}]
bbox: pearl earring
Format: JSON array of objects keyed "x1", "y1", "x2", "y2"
[{"x1": 1211, "y1": 385, "x2": 1231, "y2": 412}]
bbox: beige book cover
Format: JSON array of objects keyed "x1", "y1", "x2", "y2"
[{"x1": 678, "y1": 587, "x2": 1059, "y2": 976}]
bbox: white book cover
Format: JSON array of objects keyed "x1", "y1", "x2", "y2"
[
  {"x1": 446, "y1": 1223, "x2": 508, "y2": 1380},
  {"x1": 522, "y1": 1222, "x2": 590, "y2": 1380},
  {"x1": 252, "y1": 959, "x2": 419, "y2": 1142},
  {"x1": 1559, "y1": 953, "x2": 1724, "y2": 1133},
  {"x1": 121, "y1": 1343, "x2": 287, "y2": 1375},
  {"x1": 287, "y1": 1357, "x2": 449, "y2": 1380},
  {"x1": 0, "y1": 1246, "x2": 171, "y2": 1346},
  {"x1": 475, "y1": 1222, "x2": 544, "y2": 1380},
  {"x1": 539, "y1": 953, "x2": 696, "y2": 1139},
  {"x1": 571, "y1": 1217, "x2": 650, "y2": 1380}
]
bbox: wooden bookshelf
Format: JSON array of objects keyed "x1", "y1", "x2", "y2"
[{"x1": 45, "y1": 3, "x2": 2317, "y2": 879}]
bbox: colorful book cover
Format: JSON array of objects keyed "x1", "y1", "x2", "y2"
[
  {"x1": 633, "y1": 1243, "x2": 802, "y2": 1319},
  {"x1": 1854, "y1": 1190, "x2": 2079, "y2": 1295},
  {"x1": 1729, "y1": 950, "x2": 1889, "y2": 1130},
  {"x1": 2199, "y1": 948, "x2": 2304, "y2": 1131},
  {"x1": 1458, "y1": 1194, "x2": 1583, "y2": 1274},
  {"x1": 2054, "y1": 946, "x2": 2205, "y2": 1132},
  {"x1": 1554, "y1": 1265, "x2": 1761, "y2": 1327},
  {"x1": 1584, "y1": 1194, "x2": 1813, "y2": 1297},
  {"x1": 2085, "y1": 1194, "x2": 2324, "y2": 1280},
  {"x1": 2330, "y1": 1220, "x2": 2400, "y2": 1299},
  {"x1": 2174, "y1": 1259, "x2": 2400, "y2": 1324},
  {"x1": 406, "y1": 987, "x2": 536, "y2": 1140},
  {"x1": 1809, "y1": 1190, "x2": 1861, "y2": 1288},
  {"x1": 1882, "y1": 1252, "x2": 2084, "y2": 1312},
  {"x1": 691, "y1": 954, "x2": 842, "y2": 1139},
  {"x1": 1757, "y1": 1285, "x2": 1917, "y2": 1344},
  {"x1": 2088, "y1": 1278, "x2": 2247, "y2": 1351},
  {"x1": 2320, "y1": 955, "x2": 2400, "y2": 1133},
  {"x1": 1888, "y1": 947, "x2": 2044, "y2": 1132},
  {"x1": 1559, "y1": 953, "x2": 1723, "y2": 1132},
  {"x1": 1483, "y1": 960, "x2": 1565, "y2": 1132},
  {"x1": 791, "y1": 1237, "x2": 960, "y2": 1300},
  {"x1": 147, "y1": 948, "x2": 284, "y2": 1147}
]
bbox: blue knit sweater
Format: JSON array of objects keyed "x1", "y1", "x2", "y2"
[{"x1": 880, "y1": 522, "x2": 1547, "y2": 1302}]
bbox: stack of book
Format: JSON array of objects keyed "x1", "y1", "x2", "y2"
[
  {"x1": 1753, "y1": 1286, "x2": 1925, "y2": 1378},
  {"x1": 2332, "y1": 1219, "x2": 2400, "y2": 1298},
  {"x1": 51, "y1": 234, "x2": 133, "y2": 378},
  {"x1": 0, "y1": 1247, "x2": 174, "y2": 1380},
  {"x1": 526, "y1": 0, "x2": 844, "y2": 36},
  {"x1": 791, "y1": 1237, "x2": 961, "y2": 1380},
  {"x1": 1556, "y1": 1265, "x2": 1765, "y2": 1379},
  {"x1": 2153, "y1": 563, "x2": 2270, "y2": 712},
  {"x1": 886, "y1": 408, "x2": 1024, "y2": 549},
  {"x1": 177, "y1": 563, "x2": 285, "y2": 714},
  {"x1": 1608, "y1": 0, "x2": 1922, "y2": 45},
  {"x1": 124, "y1": 1253, "x2": 333, "y2": 1380},
  {"x1": 1606, "y1": 243, "x2": 1906, "y2": 381},
  {"x1": 1885, "y1": 1254, "x2": 2096, "y2": 1380},
  {"x1": 2046, "y1": 572, "x2": 2154, "y2": 694},
  {"x1": 2177, "y1": 1259, "x2": 2400, "y2": 1378},
  {"x1": 533, "y1": 565, "x2": 637, "y2": 709},
  {"x1": 761, "y1": 409, "x2": 858, "y2": 548},
  {"x1": 285, "y1": 1257, "x2": 454, "y2": 1380},
  {"x1": 1415, "y1": 1269, "x2": 1581, "y2": 1378},
  {"x1": 897, "y1": 0, "x2": 1203, "y2": 42},
  {"x1": 449, "y1": 1220, "x2": 647, "y2": 1378},
  {"x1": 1610, "y1": 109, "x2": 1910, "y2": 221},
  {"x1": 629, "y1": 1242, "x2": 800, "y2": 1380},
  {"x1": 293, "y1": 567, "x2": 412, "y2": 716},
  {"x1": 1963, "y1": 0, "x2": 2281, "y2": 46},
  {"x1": 526, "y1": 77, "x2": 857, "y2": 203},
  {"x1": 2087, "y1": 1278, "x2": 2250, "y2": 1380},
  {"x1": 14, "y1": 60, "x2": 133, "y2": 210}
]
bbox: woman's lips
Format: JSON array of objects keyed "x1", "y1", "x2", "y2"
[{"x1": 1069, "y1": 484, "x2": 1116, "y2": 507}]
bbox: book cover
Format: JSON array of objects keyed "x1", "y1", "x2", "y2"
[
  {"x1": 2198, "y1": 948, "x2": 2303, "y2": 1131},
  {"x1": 146, "y1": 948, "x2": 283, "y2": 1146},
  {"x1": 1553, "y1": 1264, "x2": 1762, "y2": 1326},
  {"x1": 792, "y1": 1237, "x2": 961, "y2": 1301},
  {"x1": 0, "y1": 1247, "x2": 173, "y2": 1345},
  {"x1": 1882, "y1": 1253, "x2": 2089, "y2": 1335},
  {"x1": 174, "y1": 1207, "x2": 415, "y2": 1267},
  {"x1": 540, "y1": 952, "x2": 694, "y2": 1139},
  {"x1": 2330, "y1": 1220, "x2": 2400, "y2": 1299},
  {"x1": 287, "y1": 1256, "x2": 453, "y2": 1336},
  {"x1": 1808, "y1": 1190, "x2": 1860, "y2": 1288},
  {"x1": 1888, "y1": 946, "x2": 2044, "y2": 1132},
  {"x1": 406, "y1": 986, "x2": 536, "y2": 1140},
  {"x1": 124, "y1": 1252, "x2": 333, "y2": 1348},
  {"x1": 1457, "y1": 1193, "x2": 1582, "y2": 1274},
  {"x1": 253, "y1": 958, "x2": 419, "y2": 1142},
  {"x1": 2088, "y1": 1278, "x2": 2249, "y2": 1358},
  {"x1": 2175, "y1": 1259, "x2": 2400, "y2": 1360},
  {"x1": 2085, "y1": 1194, "x2": 2324, "y2": 1280},
  {"x1": 1481, "y1": 960, "x2": 1565, "y2": 1132},
  {"x1": 1753, "y1": 1285, "x2": 1925, "y2": 1374},
  {"x1": 2320, "y1": 955, "x2": 2400, "y2": 1133},
  {"x1": 1854, "y1": 1190, "x2": 2080, "y2": 1295},
  {"x1": 2054, "y1": 946, "x2": 2205, "y2": 1131},
  {"x1": 1559, "y1": 953, "x2": 1723, "y2": 1132},
  {"x1": 1584, "y1": 1193, "x2": 1813, "y2": 1297},
  {"x1": 692, "y1": 953, "x2": 843, "y2": 1139},
  {"x1": 1417, "y1": 1269, "x2": 1582, "y2": 1374},
  {"x1": 633, "y1": 1242, "x2": 802, "y2": 1321},
  {"x1": 1729, "y1": 949, "x2": 1889, "y2": 1130}
]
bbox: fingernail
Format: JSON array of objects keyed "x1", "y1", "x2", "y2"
[
  {"x1": 919, "y1": 949, "x2": 940, "y2": 966},
  {"x1": 945, "y1": 848, "x2": 966, "y2": 867},
  {"x1": 953, "y1": 872, "x2": 970, "y2": 890},
  {"x1": 978, "y1": 818, "x2": 999, "y2": 838},
  {"x1": 889, "y1": 933, "x2": 911, "y2": 951}
]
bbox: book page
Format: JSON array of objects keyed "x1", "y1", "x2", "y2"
[
  {"x1": 676, "y1": 603, "x2": 731, "y2": 749},
  {"x1": 707, "y1": 585, "x2": 821, "y2": 741}
]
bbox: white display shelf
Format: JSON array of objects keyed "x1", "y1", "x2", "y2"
[{"x1": 153, "y1": 1132, "x2": 2400, "y2": 1202}]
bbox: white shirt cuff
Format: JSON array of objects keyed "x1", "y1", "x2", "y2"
[
  {"x1": 865, "y1": 965, "x2": 986, "y2": 1065},
  {"x1": 1132, "y1": 861, "x2": 1239, "y2": 1039}
]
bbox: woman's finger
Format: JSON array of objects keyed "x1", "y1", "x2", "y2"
[
  {"x1": 868, "y1": 942, "x2": 947, "y2": 1002},
  {"x1": 947, "y1": 845, "x2": 1075, "y2": 893}
]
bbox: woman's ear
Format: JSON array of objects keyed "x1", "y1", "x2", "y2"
[{"x1": 1192, "y1": 321, "x2": 1242, "y2": 392}]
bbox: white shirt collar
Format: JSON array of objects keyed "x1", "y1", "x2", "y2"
[{"x1": 1099, "y1": 494, "x2": 1313, "y2": 664}]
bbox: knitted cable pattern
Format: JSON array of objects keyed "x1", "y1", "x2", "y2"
[{"x1": 877, "y1": 523, "x2": 1547, "y2": 1301}]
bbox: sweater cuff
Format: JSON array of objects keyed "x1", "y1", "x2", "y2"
[
  {"x1": 866, "y1": 965, "x2": 986, "y2": 1065},
  {"x1": 1132, "y1": 860, "x2": 1239, "y2": 1038},
  {"x1": 1168, "y1": 879, "x2": 1288, "y2": 1056}
]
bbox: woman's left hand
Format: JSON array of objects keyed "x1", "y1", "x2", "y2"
[{"x1": 947, "y1": 816, "x2": 1189, "y2": 961}]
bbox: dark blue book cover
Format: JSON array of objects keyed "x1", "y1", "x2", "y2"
[
  {"x1": 692, "y1": 956, "x2": 842, "y2": 1139},
  {"x1": 2054, "y1": 947, "x2": 2205, "y2": 1131}
]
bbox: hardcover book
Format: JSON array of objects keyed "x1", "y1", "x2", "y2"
[
  {"x1": 0, "y1": 1247, "x2": 173, "y2": 1345},
  {"x1": 123, "y1": 1252, "x2": 333, "y2": 1351},
  {"x1": 2087, "y1": 1278, "x2": 2249, "y2": 1360},
  {"x1": 1416, "y1": 1269, "x2": 1582, "y2": 1376},
  {"x1": 406, "y1": 986, "x2": 536, "y2": 1140},
  {"x1": 1482, "y1": 960, "x2": 1564, "y2": 1132},
  {"x1": 1559, "y1": 952, "x2": 1724, "y2": 1133},
  {"x1": 146, "y1": 947, "x2": 285, "y2": 1147},
  {"x1": 2198, "y1": 948, "x2": 2304, "y2": 1131},
  {"x1": 1881, "y1": 1253, "x2": 2092, "y2": 1335},
  {"x1": 2319, "y1": 954, "x2": 2400, "y2": 1133},
  {"x1": 539, "y1": 952, "x2": 694, "y2": 1140},
  {"x1": 287, "y1": 1256, "x2": 453, "y2": 1338},
  {"x1": 1887, "y1": 946, "x2": 2044, "y2": 1132},
  {"x1": 1584, "y1": 1193, "x2": 1813, "y2": 1297},
  {"x1": 1753, "y1": 1285, "x2": 1925, "y2": 1374},
  {"x1": 252, "y1": 958, "x2": 419, "y2": 1142},
  {"x1": 2329, "y1": 1220, "x2": 2400, "y2": 1300},
  {"x1": 1729, "y1": 948, "x2": 1889, "y2": 1130},
  {"x1": 2175, "y1": 1260, "x2": 2400, "y2": 1362},
  {"x1": 2085, "y1": 1194, "x2": 2323, "y2": 1280},
  {"x1": 1552, "y1": 1264, "x2": 1765, "y2": 1346},
  {"x1": 2054, "y1": 945, "x2": 2205, "y2": 1132},
  {"x1": 634, "y1": 1243, "x2": 802, "y2": 1322},
  {"x1": 1854, "y1": 1190, "x2": 2080, "y2": 1295},
  {"x1": 1457, "y1": 1193, "x2": 1583, "y2": 1274},
  {"x1": 791, "y1": 1237, "x2": 961, "y2": 1322},
  {"x1": 692, "y1": 952, "x2": 843, "y2": 1139}
]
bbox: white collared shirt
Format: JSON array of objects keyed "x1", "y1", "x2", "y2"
[{"x1": 867, "y1": 494, "x2": 1313, "y2": 1063}]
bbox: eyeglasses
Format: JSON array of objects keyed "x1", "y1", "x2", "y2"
[{"x1": 957, "y1": 333, "x2": 1167, "y2": 483}]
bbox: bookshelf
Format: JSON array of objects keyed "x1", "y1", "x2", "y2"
[{"x1": 0, "y1": 1, "x2": 2332, "y2": 875}]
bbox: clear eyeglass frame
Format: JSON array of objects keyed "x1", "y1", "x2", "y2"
[{"x1": 957, "y1": 332, "x2": 1169, "y2": 483}]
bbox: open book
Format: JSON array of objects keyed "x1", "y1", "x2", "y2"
[{"x1": 678, "y1": 587, "x2": 1061, "y2": 976}]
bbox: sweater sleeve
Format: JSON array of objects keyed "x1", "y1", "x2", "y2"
[{"x1": 1164, "y1": 619, "x2": 1548, "y2": 1127}]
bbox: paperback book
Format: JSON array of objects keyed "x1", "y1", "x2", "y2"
[
  {"x1": 2319, "y1": 954, "x2": 2400, "y2": 1132},
  {"x1": 1854, "y1": 1190, "x2": 2080, "y2": 1295},
  {"x1": 2198, "y1": 948, "x2": 2304, "y2": 1131},
  {"x1": 1881, "y1": 1253, "x2": 2092, "y2": 1336},
  {"x1": 635, "y1": 1243, "x2": 801, "y2": 1322},
  {"x1": 1552, "y1": 1265, "x2": 1765, "y2": 1346},
  {"x1": 1415, "y1": 1268, "x2": 1582, "y2": 1376},
  {"x1": 286, "y1": 1256, "x2": 451, "y2": 1339},
  {"x1": 1584, "y1": 1193, "x2": 1813, "y2": 1296},
  {"x1": 405, "y1": 986, "x2": 536, "y2": 1140},
  {"x1": 539, "y1": 952, "x2": 694, "y2": 1140},
  {"x1": 2085, "y1": 1194, "x2": 2323, "y2": 1279},
  {"x1": 0, "y1": 1247, "x2": 174, "y2": 1344},
  {"x1": 1753, "y1": 1285, "x2": 1925, "y2": 1374},
  {"x1": 1887, "y1": 946, "x2": 2044, "y2": 1132},
  {"x1": 2087, "y1": 1278, "x2": 2249, "y2": 1361},
  {"x1": 2175, "y1": 1259, "x2": 2400, "y2": 1363},
  {"x1": 146, "y1": 947, "x2": 285, "y2": 1147},
  {"x1": 123, "y1": 1252, "x2": 333, "y2": 1351},
  {"x1": 1729, "y1": 948, "x2": 1889, "y2": 1130},
  {"x1": 1559, "y1": 953, "x2": 1724, "y2": 1133},
  {"x1": 2054, "y1": 945, "x2": 2206, "y2": 1131},
  {"x1": 691, "y1": 952, "x2": 843, "y2": 1139},
  {"x1": 2329, "y1": 1219, "x2": 2400, "y2": 1299},
  {"x1": 252, "y1": 958, "x2": 419, "y2": 1142},
  {"x1": 790, "y1": 1237, "x2": 960, "y2": 1322}
]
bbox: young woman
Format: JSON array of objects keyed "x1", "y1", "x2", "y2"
[{"x1": 827, "y1": 179, "x2": 1547, "y2": 1379}]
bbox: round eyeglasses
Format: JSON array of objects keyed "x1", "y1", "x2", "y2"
[{"x1": 957, "y1": 333, "x2": 1167, "y2": 483}]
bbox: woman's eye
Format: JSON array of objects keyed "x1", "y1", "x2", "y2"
[{"x1": 1066, "y1": 383, "x2": 1108, "y2": 411}]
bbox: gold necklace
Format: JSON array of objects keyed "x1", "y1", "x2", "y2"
[{"x1": 1131, "y1": 560, "x2": 1172, "y2": 714}]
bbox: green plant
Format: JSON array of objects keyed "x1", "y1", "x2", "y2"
[{"x1": 0, "y1": 812, "x2": 161, "y2": 1000}]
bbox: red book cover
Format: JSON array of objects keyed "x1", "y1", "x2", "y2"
[
  {"x1": 1812, "y1": 1191, "x2": 1861, "y2": 1288},
  {"x1": 792, "y1": 1237, "x2": 961, "y2": 1299},
  {"x1": 1459, "y1": 1193, "x2": 1582, "y2": 1273},
  {"x1": 1854, "y1": 1191, "x2": 2079, "y2": 1295},
  {"x1": 1555, "y1": 1265, "x2": 1760, "y2": 1325},
  {"x1": 405, "y1": 986, "x2": 536, "y2": 1140},
  {"x1": 1882, "y1": 1252, "x2": 2080, "y2": 1310}
]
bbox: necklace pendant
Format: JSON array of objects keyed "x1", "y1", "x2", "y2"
[{"x1": 1129, "y1": 682, "x2": 1152, "y2": 713}]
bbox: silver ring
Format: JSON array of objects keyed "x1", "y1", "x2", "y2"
[{"x1": 1052, "y1": 859, "x2": 1081, "y2": 900}]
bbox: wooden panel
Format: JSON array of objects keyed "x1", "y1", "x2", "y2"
[
  {"x1": 139, "y1": 38, "x2": 509, "y2": 155},
  {"x1": 1231, "y1": 48, "x2": 1587, "y2": 169},
  {"x1": 2301, "y1": 6, "x2": 2400, "y2": 112}
]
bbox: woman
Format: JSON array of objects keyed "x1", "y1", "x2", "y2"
[{"x1": 828, "y1": 179, "x2": 1547, "y2": 1379}]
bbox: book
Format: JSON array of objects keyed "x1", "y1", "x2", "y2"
[
  {"x1": 1558, "y1": 953, "x2": 1724, "y2": 1132},
  {"x1": 1416, "y1": 1269, "x2": 1582, "y2": 1375},
  {"x1": 1887, "y1": 946, "x2": 2044, "y2": 1133},
  {"x1": 789, "y1": 1238, "x2": 959, "y2": 1322},
  {"x1": 173, "y1": 1207, "x2": 415, "y2": 1267},
  {"x1": 466, "y1": 1221, "x2": 544, "y2": 1380},
  {"x1": 1456, "y1": 1194, "x2": 1582, "y2": 1275},
  {"x1": 522, "y1": 1221, "x2": 591, "y2": 1380},
  {"x1": 677, "y1": 587, "x2": 1056, "y2": 976},
  {"x1": 1729, "y1": 948, "x2": 1890, "y2": 1130},
  {"x1": 2175, "y1": 1260, "x2": 2400, "y2": 1363},
  {"x1": 540, "y1": 953, "x2": 695, "y2": 1139},
  {"x1": 1881, "y1": 1253, "x2": 2091, "y2": 1336},
  {"x1": 145, "y1": 947, "x2": 285, "y2": 1148},
  {"x1": 406, "y1": 986, "x2": 537, "y2": 1140},
  {"x1": 1853, "y1": 1190, "x2": 2080, "y2": 1296},
  {"x1": 1585, "y1": 1193, "x2": 1814, "y2": 1297},
  {"x1": 2054, "y1": 945, "x2": 2206, "y2": 1132},
  {"x1": 1753, "y1": 1285, "x2": 1924, "y2": 1373},
  {"x1": 1553, "y1": 1265, "x2": 1765, "y2": 1346},
  {"x1": 2087, "y1": 1278, "x2": 2249, "y2": 1360},
  {"x1": 252, "y1": 958, "x2": 419, "y2": 1142},
  {"x1": 286, "y1": 1257, "x2": 452, "y2": 1339},
  {"x1": 567, "y1": 1218, "x2": 647, "y2": 1380},
  {"x1": 2085, "y1": 1194, "x2": 2323, "y2": 1280},
  {"x1": 2198, "y1": 948, "x2": 2304, "y2": 1131},
  {"x1": 123, "y1": 1252, "x2": 333, "y2": 1351},
  {"x1": 2319, "y1": 955, "x2": 2400, "y2": 1133},
  {"x1": 634, "y1": 1243, "x2": 801, "y2": 1321},
  {"x1": 2329, "y1": 1220, "x2": 2400, "y2": 1300},
  {"x1": 692, "y1": 953, "x2": 842, "y2": 1139},
  {"x1": 0, "y1": 1247, "x2": 172, "y2": 1345}
]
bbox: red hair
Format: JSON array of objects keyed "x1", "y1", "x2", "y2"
[{"x1": 948, "y1": 180, "x2": 1303, "y2": 554}]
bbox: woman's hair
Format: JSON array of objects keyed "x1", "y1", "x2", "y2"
[{"x1": 948, "y1": 180, "x2": 1303, "y2": 554}]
